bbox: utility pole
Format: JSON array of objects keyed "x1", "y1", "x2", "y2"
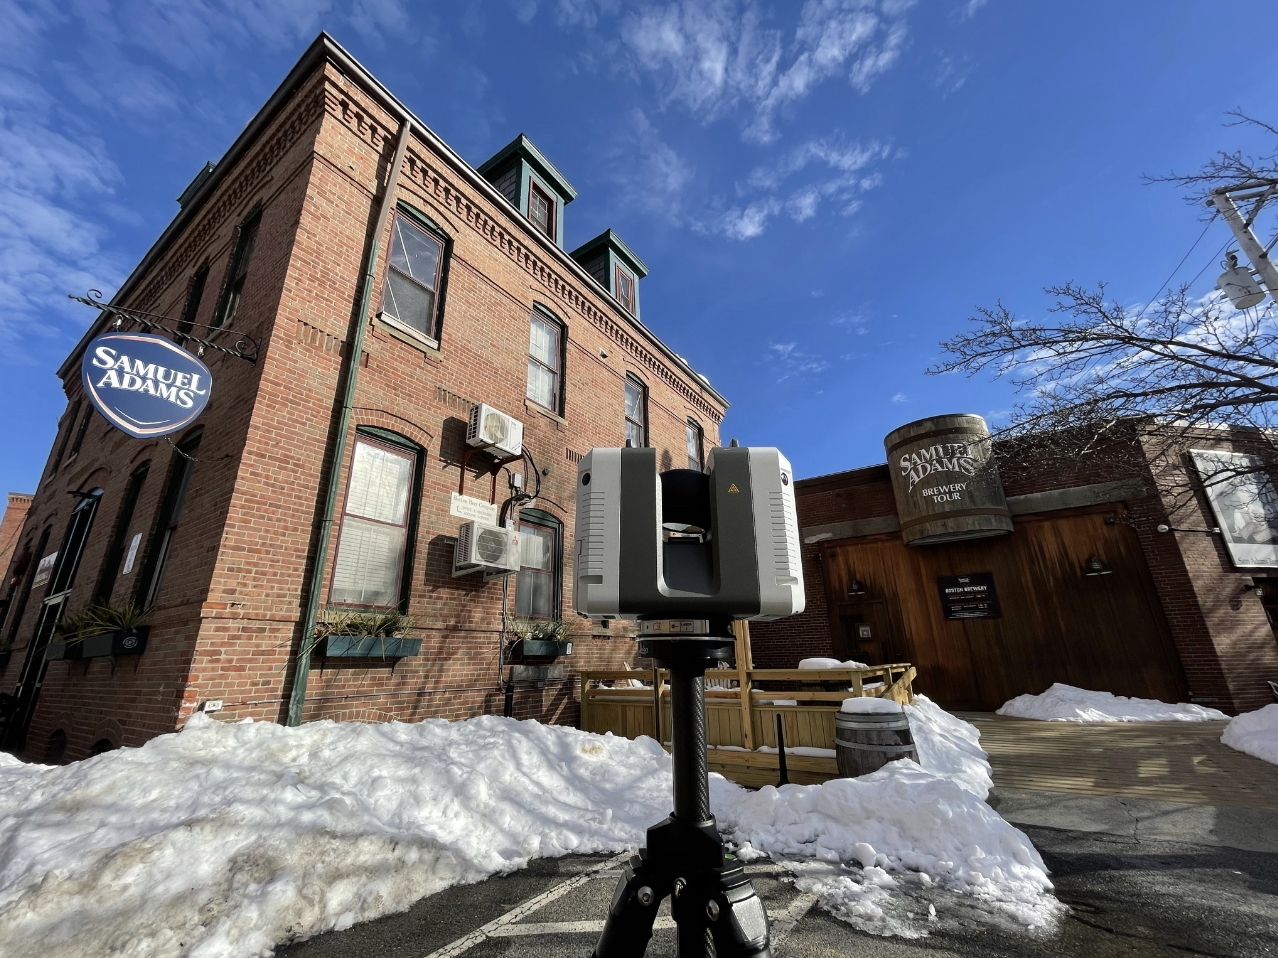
[{"x1": 1209, "y1": 182, "x2": 1278, "y2": 300}]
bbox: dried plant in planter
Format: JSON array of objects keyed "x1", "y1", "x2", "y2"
[
  {"x1": 56, "y1": 602, "x2": 151, "y2": 645},
  {"x1": 315, "y1": 608, "x2": 414, "y2": 638},
  {"x1": 508, "y1": 618, "x2": 572, "y2": 642}
]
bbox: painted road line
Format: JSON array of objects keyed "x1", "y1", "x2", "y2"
[
  {"x1": 420, "y1": 851, "x2": 633, "y2": 958},
  {"x1": 770, "y1": 892, "x2": 819, "y2": 951},
  {"x1": 490, "y1": 917, "x2": 679, "y2": 936}
]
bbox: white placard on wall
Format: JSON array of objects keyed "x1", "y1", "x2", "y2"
[{"x1": 449, "y1": 492, "x2": 499, "y2": 526}]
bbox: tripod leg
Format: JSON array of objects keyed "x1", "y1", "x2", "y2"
[{"x1": 592, "y1": 855, "x2": 666, "y2": 958}]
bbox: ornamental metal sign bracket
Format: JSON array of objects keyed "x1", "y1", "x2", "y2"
[{"x1": 70, "y1": 290, "x2": 261, "y2": 365}]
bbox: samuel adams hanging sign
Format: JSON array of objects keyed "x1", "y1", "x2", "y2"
[{"x1": 82, "y1": 333, "x2": 212, "y2": 439}]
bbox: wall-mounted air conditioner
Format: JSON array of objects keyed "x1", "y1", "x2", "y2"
[
  {"x1": 452, "y1": 520, "x2": 520, "y2": 577},
  {"x1": 467, "y1": 404, "x2": 523, "y2": 458}
]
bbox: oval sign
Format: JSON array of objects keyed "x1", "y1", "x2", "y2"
[{"x1": 81, "y1": 332, "x2": 212, "y2": 439}]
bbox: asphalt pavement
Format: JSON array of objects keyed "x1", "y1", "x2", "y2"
[{"x1": 277, "y1": 786, "x2": 1278, "y2": 958}]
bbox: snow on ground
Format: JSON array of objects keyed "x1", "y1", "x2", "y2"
[
  {"x1": 0, "y1": 701, "x2": 1056, "y2": 957},
  {"x1": 997, "y1": 683, "x2": 1229, "y2": 723},
  {"x1": 1221, "y1": 704, "x2": 1278, "y2": 765}
]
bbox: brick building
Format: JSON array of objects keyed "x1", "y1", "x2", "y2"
[
  {"x1": 0, "y1": 34, "x2": 726, "y2": 760},
  {"x1": 750, "y1": 416, "x2": 1278, "y2": 714}
]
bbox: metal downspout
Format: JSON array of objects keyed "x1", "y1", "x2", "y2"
[{"x1": 286, "y1": 118, "x2": 412, "y2": 727}]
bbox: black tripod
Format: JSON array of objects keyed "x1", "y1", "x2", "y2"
[{"x1": 592, "y1": 623, "x2": 772, "y2": 958}]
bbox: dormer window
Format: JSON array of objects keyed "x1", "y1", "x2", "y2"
[
  {"x1": 528, "y1": 181, "x2": 555, "y2": 240},
  {"x1": 615, "y1": 265, "x2": 635, "y2": 313}
]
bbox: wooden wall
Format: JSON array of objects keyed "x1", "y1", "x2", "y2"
[{"x1": 819, "y1": 505, "x2": 1189, "y2": 710}]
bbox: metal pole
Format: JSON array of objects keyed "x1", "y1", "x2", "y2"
[
  {"x1": 667, "y1": 662, "x2": 710, "y2": 822},
  {"x1": 1211, "y1": 189, "x2": 1278, "y2": 299},
  {"x1": 286, "y1": 120, "x2": 413, "y2": 727}
]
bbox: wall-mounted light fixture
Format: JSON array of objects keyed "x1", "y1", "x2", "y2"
[
  {"x1": 1156, "y1": 524, "x2": 1221, "y2": 534},
  {"x1": 1084, "y1": 555, "x2": 1113, "y2": 576},
  {"x1": 847, "y1": 577, "x2": 867, "y2": 597}
]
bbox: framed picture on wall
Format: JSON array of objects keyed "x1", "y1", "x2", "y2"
[{"x1": 1191, "y1": 449, "x2": 1278, "y2": 569}]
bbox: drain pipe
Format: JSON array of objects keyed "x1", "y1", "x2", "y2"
[{"x1": 286, "y1": 116, "x2": 412, "y2": 727}]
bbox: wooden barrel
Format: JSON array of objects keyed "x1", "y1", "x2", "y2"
[
  {"x1": 883, "y1": 413, "x2": 1013, "y2": 546},
  {"x1": 834, "y1": 710, "x2": 919, "y2": 777}
]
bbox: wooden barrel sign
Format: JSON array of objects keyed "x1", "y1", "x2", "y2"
[
  {"x1": 834, "y1": 709, "x2": 919, "y2": 778},
  {"x1": 884, "y1": 413, "x2": 1013, "y2": 546}
]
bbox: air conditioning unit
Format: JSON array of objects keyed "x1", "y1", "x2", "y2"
[
  {"x1": 452, "y1": 520, "x2": 521, "y2": 577},
  {"x1": 467, "y1": 404, "x2": 523, "y2": 458}
]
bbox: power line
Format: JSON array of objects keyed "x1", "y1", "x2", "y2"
[{"x1": 1134, "y1": 212, "x2": 1218, "y2": 318}]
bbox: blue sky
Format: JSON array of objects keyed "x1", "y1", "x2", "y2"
[{"x1": 2, "y1": 0, "x2": 1277, "y2": 493}]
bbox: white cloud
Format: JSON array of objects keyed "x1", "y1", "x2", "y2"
[
  {"x1": 766, "y1": 340, "x2": 830, "y2": 381},
  {"x1": 892, "y1": 392, "x2": 908, "y2": 402},
  {"x1": 957, "y1": 0, "x2": 988, "y2": 21},
  {"x1": 610, "y1": 109, "x2": 696, "y2": 221},
  {"x1": 600, "y1": 0, "x2": 914, "y2": 142}
]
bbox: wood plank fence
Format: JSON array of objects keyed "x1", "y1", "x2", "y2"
[{"x1": 579, "y1": 663, "x2": 916, "y2": 787}]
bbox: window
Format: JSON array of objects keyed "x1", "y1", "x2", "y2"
[
  {"x1": 329, "y1": 437, "x2": 416, "y2": 607},
  {"x1": 686, "y1": 419, "x2": 704, "y2": 471},
  {"x1": 615, "y1": 265, "x2": 635, "y2": 313},
  {"x1": 93, "y1": 461, "x2": 149, "y2": 604},
  {"x1": 380, "y1": 212, "x2": 445, "y2": 339},
  {"x1": 176, "y1": 264, "x2": 210, "y2": 342},
  {"x1": 49, "y1": 400, "x2": 80, "y2": 475},
  {"x1": 139, "y1": 431, "x2": 201, "y2": 608},
  {"x1": 215, "y1": 212, "x2": 260, "y2": 329},
  {"x1": 528, "y1": 181, "x2": 555, "y2": 240},
  {"x1": 67, "y1": 405, "x2": 95, "y2": 462},
  {"x1": 516, "y1": 510, "x2": 561, "y2": 619},
  {"x1": 527, "y1": 310, "x2": 562, "y2": 412},
  {"x1": 624, "y1": 375, "x2": 648, "y2": 448},
  {"x1": 5, "y1": 525, "x2": 49, "y2": 645}
]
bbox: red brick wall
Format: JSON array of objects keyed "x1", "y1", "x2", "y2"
[{"x1": 3, "y1": 60, "x2": 725, "y2": 760}]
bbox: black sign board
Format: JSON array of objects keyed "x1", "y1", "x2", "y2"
[{"x1": 937, "y1": 572, "x2": 1001, "y2": 620}]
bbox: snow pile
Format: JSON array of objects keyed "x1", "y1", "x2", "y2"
[
  {"x1": 997, "y1": 683, "x2": 1229, "y2": 723},
  {"x1": 799, "y1": 657, "x2": 870, "y2": 669},
  {"x1": 0, "y1": 715, "x2": 670, "y2": 958},
  {"x1": 906, "y1": 695, "x2": 994, "y2": 799},
  {"x1": 715, "y1": 759, "x2": 1056, "y2": 930},
  {"x1": 0, "y1": 702, "x2": 1052, "y2": 956},
  {"x1": 1221, "y1": 704, "x2": 1278, "y2": 765}
]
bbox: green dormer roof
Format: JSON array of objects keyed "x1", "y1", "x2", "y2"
[
  {"x1": 478, "y1": 134, "x2": 577, "y2": 205},
  {"x1": 570, "y1": 230, "x2": 648, "y2": 279}
]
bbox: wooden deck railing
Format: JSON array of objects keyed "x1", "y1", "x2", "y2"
[{"x1": 579, "y1": 663, "x2": 916, "y2": 758}]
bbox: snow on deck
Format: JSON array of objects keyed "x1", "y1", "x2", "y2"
[{"x1": 997, "y1": 683, "x2": 1229, "y2": 723}]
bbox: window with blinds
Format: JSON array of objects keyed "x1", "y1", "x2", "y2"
[
  {"x1": 527, "y1": 311, "x2": 562, "y2": 412},
  {"x1": 516, "y1": 520, "x2": 557, "y2": 619},
  {"x1": 329, "y1": 438, "x2": 416, "y2": 607}
]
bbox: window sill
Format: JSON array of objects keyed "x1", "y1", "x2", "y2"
[
  {"x1": 524, "y1": 398, "x2": 567, "y2": 426},
  {"x1": 374, "y1": 314, "x2": 442, "y2": 360}
]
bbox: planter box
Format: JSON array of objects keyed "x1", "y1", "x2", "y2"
[
  {"x1": 321, "y1": 635, "x2": 421, "y2": 658},
  {"x1": 45, "y1": 640, "x2": 82, "y2": 662},
  {"x1": 515, "y1": 639, "x2": 573, "y2": 657},
  {"x1": 80, "y1": 628, "x2": 149, "y2": 658}
]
